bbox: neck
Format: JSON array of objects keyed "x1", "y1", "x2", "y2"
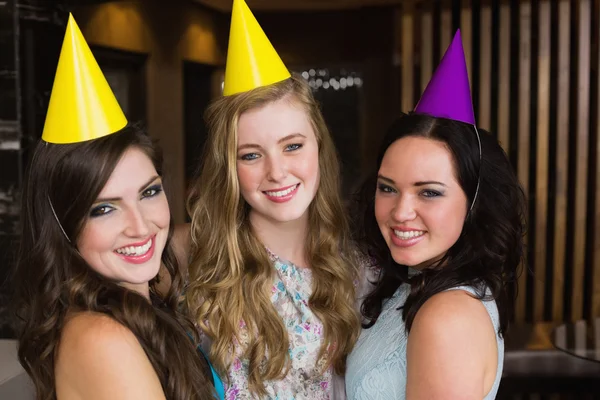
[
  {"x1": 249, "y1": 210, "x2": 309, "y2": 268},
  {"x1": 122, "y1": 282, "x2": 151, "y2": 301}
]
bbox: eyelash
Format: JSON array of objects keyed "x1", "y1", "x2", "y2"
[
  {"x1": 240, "y1": 153, "x2": 259, "y2": 161},
  {"x1": 89, "y1": 205, "x2": 113, "y2": 218},
  {"x1": 376, "y1": 184, "x2": 443, "y2": 198},
  {"x1": 377, "y1": 183, "x2": 396, "y2": 194},
  {"x1": 142, "y1": 184, "x2": 163, "y2": 198},
  {"x1": 239, "y1": 143, "x2": 303, "y2": 161},
  {"x1": 421, "y1": 189, "x2": 442, "y2": 198},
  {"x1": 285, "y1": 143, "x2": 302, "y2": 152},
  {"x1": 89, "y1": 184, "x2": 163, "y2": 218}
]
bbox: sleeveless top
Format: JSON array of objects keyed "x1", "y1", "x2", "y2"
[
  {"x1": 222, "y1": 251, "x2": 337, "y2": 399},
  {"x1": 345, "y1": 282, "x2": 503, "y2": 400}
]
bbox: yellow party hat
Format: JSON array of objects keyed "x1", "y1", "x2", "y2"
[
  {"x1": 42, "y1": 14, "x2": 127, "y2": 144},
  {"x1": 222, "y1": 0, "x2": 291, "y2": 96}
]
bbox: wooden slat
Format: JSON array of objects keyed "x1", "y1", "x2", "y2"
[
  {"x1": 516, "y1": 0, "x2": 531, "y2": 323},
  {"x1": 572, "y1": 0, "x2": 591, "y2": 321},
  {"x1": 420, "y1": 5, "x2": 433, "y2": 92},
  {"x1": 552, "y1": 0, "x2": 570, "y2": 322},
  {"x1": 478, "y1": 4, "x2": 492, "y2": 130},
  {"x1": 440, "y1": 0, "x2": 452, "y2": 53},
  {"x1": 594, "y1": 0, "x2": 600, "y2": 322},
  {"x1": 401, "y1": 2, "x2": 415, "y2": 112},
  {"x1": 534, "y1": 0, "x2": 551, "y2": 322},
  {"x1": 460, "y1": 0, "x2": 473, "y2": 86},
  {"x1": 497, "y1": 2, "x2": 511, "y2": 151}
]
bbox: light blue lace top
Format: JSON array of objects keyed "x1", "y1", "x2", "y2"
[{"x1": 345, "y1": 282, "x2": 503, "y2": 400}]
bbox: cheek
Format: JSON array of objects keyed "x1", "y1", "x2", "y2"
[
  {"x1": 427, "y1": 201, "x2": 466, "y2": 239},
  {"x1": 374, "y1": 196, "x2": 393, "y2": 226},
  {"x1": 237, "y1": 164, "x2": 259, "y2": 193},
  {"x1": 77, "y1": 223, "x2": 114, "y2": 268},
  {"x1": 154, "y1": 198, "x2": 171, "y2": 227},
  {"x1": 298, "y1": 149, "x2": 320, "y2": 185}
]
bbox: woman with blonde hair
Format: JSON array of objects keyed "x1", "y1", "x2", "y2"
[{"x1": 177, "y1": 0, "x2": 361, "y2": 398}]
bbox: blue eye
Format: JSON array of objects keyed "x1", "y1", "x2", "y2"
[
  {"x1": 422, "y1": 189, "x2": 442, "y2": 198},
  {"x1": 240, "y1": 153, "x2": 259, "y2": 161},
  {"x1": 285, "y1": 143, "x2": 302, "y2": 151},
  {"x1": 90, "y1": 204, "x2": 114, "y2": 218},
  {"x1": 377, "y1": 183, "x2": 396, "y2": 194},
  {"x1": 142, "y1": 184, "x2": 163, "y2": 199}
]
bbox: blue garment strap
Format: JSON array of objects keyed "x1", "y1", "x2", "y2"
[{"x1": 197, "y1": 345, "x2": 225, "y2": 400}]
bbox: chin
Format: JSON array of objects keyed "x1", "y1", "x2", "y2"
[
  {"x1": 390, "y1": 252, "x2": 424, "y2": 267},
  {"x1": 271, "y1": 214, "x2": 306, "y2": 224},
  {"x1": 262, "y1": 207, "x2": 308, "y2": 223}
]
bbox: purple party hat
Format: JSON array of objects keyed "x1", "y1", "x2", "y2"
[{"x1": 414, "y1": 29, "x2": 475, "y2": 125}]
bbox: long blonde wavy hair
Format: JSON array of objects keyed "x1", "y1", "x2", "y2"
[{"x1": 185, "y1": 74, "x2": 361, "y2": 395}]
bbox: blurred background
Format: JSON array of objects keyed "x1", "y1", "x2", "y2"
[{"x1": 0, "y1": 0, "x2": 599, "y2": 398}]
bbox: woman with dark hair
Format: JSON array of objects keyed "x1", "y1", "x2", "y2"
[
  {"x1": 12, "y1": 15, "x2": 222, "y2": 400},
  {"x1": 346, "y1": 31, "x2": 526, "y2": 399}
]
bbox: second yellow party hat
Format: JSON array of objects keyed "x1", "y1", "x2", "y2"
[
  {"x1": 223, "y1": 0, "x2": 291, "y2": 96},
  {"x1": 42, "y1": 14, "x2": 127, "y2": 144}
]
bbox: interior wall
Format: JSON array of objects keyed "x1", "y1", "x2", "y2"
[{"x1": 73, "y1": 0, "x2": 226, "y2": 223}]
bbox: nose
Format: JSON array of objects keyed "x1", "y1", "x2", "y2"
[
  {"x1": 266, "y1": 154, "x2": 287, "y2": 182},
  {"x1": 391, "y1": 194, "x2": 417, "y2": 222},
  {"x1": 123, "y1": 205, "x2": 150, "y2": 238}
]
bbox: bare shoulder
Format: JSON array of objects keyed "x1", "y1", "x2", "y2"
[
  {"x1": 410, "y1": 289, "x2": 497, "y2": 355},
  {"x1": 414, "y1": 289, "x2": 493, "y2": 331},
  {"x1": 58, "y1": 312, "x2": 144, "y2": 360},
  {"x1": 56, "y1": 312, "x2": 165, "y2": 400},
  {"x1": 406, "y1": 290, "x2": 498, "y2": 399}
]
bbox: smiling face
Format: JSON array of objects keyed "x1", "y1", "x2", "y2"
[
  {"x1": 374, "y1": 136, "x2": 468, "y2": 269},
  {"x1": 76, "y1": 147, "x2": 170, "y2": 296},
  {"x1": 236, "y1": 96, "x2": 320, "y2": 227}
]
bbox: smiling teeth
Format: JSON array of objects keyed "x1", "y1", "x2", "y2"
[
  {"x1": 393, "y1": 230, "x2": 425, "y2": 240},
  {"x1": 116, "y1": 238, "x2": 152, "y2": 256},
  {"x1": 265, "y1": 185, "x2": 297, "y2": 197}
]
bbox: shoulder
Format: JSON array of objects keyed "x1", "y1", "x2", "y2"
[
  {"x1": 56, "y1": 312, "x2": 165, "y2": 400},
  {"x1": 406, "y1": 289, "x2": 498, "y2": 399},
  {"x1": 409, "y1": 289, "x2": 497, "y2": 352},
  {"x1": 414, "y1": 288, "x2": 494, "y2": 330},
  {"x1": 58, "y1": 312, "x2": 142, "y2": 354}
]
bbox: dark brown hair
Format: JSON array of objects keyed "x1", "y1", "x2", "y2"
[
  {"x1": 12, "y1": 126, "x2": 214, "y2": 400},
  {"x1": 352, "y1": 113, "x2": 526, "y2": 336}
]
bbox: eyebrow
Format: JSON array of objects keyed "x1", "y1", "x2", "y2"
[
  {"x1": 237, "y1": 133, "x2": 307, "y2": 151},
  {"x1": 94, "y1": 175, "x2": 161, "y2": 204},
  {"x1": 377, "y1": 175, "x2": 447, "y2": 187}
]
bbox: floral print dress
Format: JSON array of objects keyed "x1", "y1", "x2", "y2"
[{"x1": 224, "y1": 250, "x2": 332, "y2": 400}]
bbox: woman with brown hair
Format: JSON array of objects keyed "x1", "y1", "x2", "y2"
[{"x1": 12, "y1": 15, "x2": 222, "y2": 400}]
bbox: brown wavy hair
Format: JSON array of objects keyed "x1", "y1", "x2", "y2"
[
  {"x1": 352, "y1": 113, "x2": 526, "y2": 335},
  {"x1": 12, "y1": 126, "x2": 215, "y2": 400},
  {"x1": 186, "y1": 74, "x2": 361, "y2": 395}
]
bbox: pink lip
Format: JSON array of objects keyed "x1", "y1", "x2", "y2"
[
  {"x1": 114, "y1": 235, "x2": 156, "y2": 265},
  {"x1": 118, "y1": 237, "x2": 152, "y2": 248},
  {"x1": 263, "y1": 183, "x2": 298, "y2": 192},
  {"x1": 390, "y1": 229, "x2": 426, "y2": 248},
  {"x1": 262, "y1": 183, "x2": 300, "y2": 204}
]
